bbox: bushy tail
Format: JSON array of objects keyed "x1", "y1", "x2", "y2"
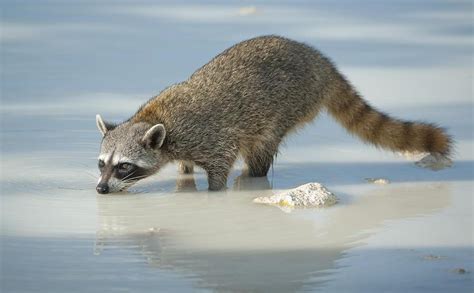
[{"x1": 324, "y1": 84, "x2": 452, "y2": 157}]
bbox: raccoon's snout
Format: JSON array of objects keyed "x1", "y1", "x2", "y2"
[{"x1": 96, "y1": 183, "x2": 109, "y2": 194}]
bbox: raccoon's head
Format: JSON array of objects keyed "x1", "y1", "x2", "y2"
[{"x1": 95, "y1": 114, "x2": 169, "y2": 194}]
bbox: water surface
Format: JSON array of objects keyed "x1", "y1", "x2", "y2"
[{"x1": 1, "y1": 0, "x2": 473, "y2": 292}]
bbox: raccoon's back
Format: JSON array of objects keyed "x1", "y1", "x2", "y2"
[{"x1": 183, "y1": 36, "x2": 334, "y2": 129}]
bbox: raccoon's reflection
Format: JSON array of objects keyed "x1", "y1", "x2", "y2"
[
  {"x1": 174, "y1": 171, "x2": 272, "y2": 192},
  {"x1": 96, "y1": 175, "x2": 451, "y2": 292},
  {"x1": 174, "y1": 172, "x2": 198, "y2": 192},
  {"x1": 232, "y1": 173, "x2": 272, "y2": 191}
]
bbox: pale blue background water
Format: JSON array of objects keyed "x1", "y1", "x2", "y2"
[{"x1": 1, "y1": 1, "x2": 473, "y2": 292}]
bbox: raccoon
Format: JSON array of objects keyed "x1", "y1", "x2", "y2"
[{"x1": 95, "y1": 35, "x2": 452, "y2": 194}]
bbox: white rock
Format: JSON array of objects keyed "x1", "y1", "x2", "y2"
[
  {"x1": 415, "y1": 153, "x2": 453, "y2": 171},
  {"x1": 253, "y1": 183, "x2": 338, "y2": 210},
  {"x1": 365, "y1": 178, "x2": 390, "y2": 184}
]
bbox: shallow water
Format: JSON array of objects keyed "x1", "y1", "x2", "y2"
[{"x1": 1, "y1": 0, "x2": 473, "y2": 292}]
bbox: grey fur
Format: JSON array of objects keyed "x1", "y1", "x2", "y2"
[
  {"x1": 99, "y1": 122, "x2": 169, "y2": 169},
  {"x1": 96, "y1": 35, "x2": 450, "y2": 193}
]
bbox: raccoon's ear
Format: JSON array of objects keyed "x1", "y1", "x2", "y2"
[
  {"x1": 96, "y1": 114, "x2": 115, "y2": 137},
  {"x1": 142, "y1": 124, "x2": 166, "y2": 149}
]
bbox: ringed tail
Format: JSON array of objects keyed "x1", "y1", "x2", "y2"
[{"x1": 324, "y1": 79, "x2": 452, "y2": 157}]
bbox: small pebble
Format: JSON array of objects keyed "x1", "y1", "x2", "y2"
[
  {"x1": 453, "y1": 268, "x2": 467, "y2": 274},
  {"x1": 422, "y1": 254, "x2": 444, "y2": 260},
  {"x1": 148, "y1": 227, "x2": 160, "y2": 233}
]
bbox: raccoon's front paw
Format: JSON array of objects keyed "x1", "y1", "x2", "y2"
[{"x1": 415, "y1": 153, "x2": 453, "y2": 171}]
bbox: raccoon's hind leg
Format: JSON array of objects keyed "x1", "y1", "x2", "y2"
[
  {"x1": 242, "y1": 138, "x2": 280, "y2": 177},
  {"x1": 178, "y1": 161, "x2": 194, "y2": 174}
]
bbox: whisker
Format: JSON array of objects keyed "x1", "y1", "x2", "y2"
[
  {"x1": 132, "y1": 174, "x2": 149, "y2": 180},
  {"x1": 122, "y1": 174, "x2": 149, "y2": 183},
  {"x1": 119, "y1": 181, "x2": 141, "y2": 192},
  {"x1": 121, "y1": 170, "x2": 139, "y2": 181}
]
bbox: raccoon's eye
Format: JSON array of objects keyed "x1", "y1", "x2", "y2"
[
  {"x1": 117, "y1": 163, "x2": 134, "y2": 173},
  {"x1": 98, "y1": 160, "x2": 105, "y2": 169}
]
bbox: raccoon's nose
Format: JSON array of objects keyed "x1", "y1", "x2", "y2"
[{"x1": 96, "y1": 184, "x2": 109, "y2": 194}]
